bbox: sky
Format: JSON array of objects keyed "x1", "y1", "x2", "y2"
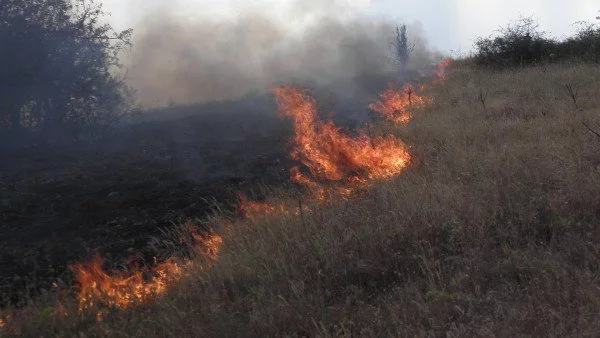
[
  {"x1": 101, "y1": 0, "x2": 599, "y2": 55},
  {"x1": 96, "y1": 0, "x2": 598, "y2": 106}
]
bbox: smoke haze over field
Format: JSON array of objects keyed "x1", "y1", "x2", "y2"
[
  {"x1": 101, "y1": 1, "x2": 599, "y2": 107},
  {"x1": 102, "y1": 1, "x2": 599, "y2": 105},
  {"x1": 110, "y1": 1, "x2": 436, "y2": 106}
]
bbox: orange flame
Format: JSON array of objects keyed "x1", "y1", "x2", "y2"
[
  {"x1": 70, "y1": 256, "x2": 185, "y2": 311},
  {"x1": 7, "y1": 58, "x2": 455, "y2": 327},
  {"x1": 70, "y1": 227, "x2": 222, "y2": 313},
  {"x1": 369, "y1": 83, "x2": 432, "y2": 124},
  {"x1": 237, "y1": 193, "x2": 301, "y2": 219},
  {"x1": 189, "y1": 227, "x2": 224, "y2": 261},
  {"x1": 273, "y1": 86, "x2": 411, "y2": 196},
  {"x1": 237, "y1": 193, "x2": 280, "y2": 217},
  {"x1": 435, "y1": 58, "x2": 453, "y2": 82},
  {"x1": 369, "y1": 59, "x2": 451, "y2": 124}
]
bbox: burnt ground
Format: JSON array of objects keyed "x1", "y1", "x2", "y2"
[
  {"x1": 0, "y1": 97, "x2": 296, "y2": 304},
  {"x1": 0, "y1": 80, "x2": 388, "y2": 306}
]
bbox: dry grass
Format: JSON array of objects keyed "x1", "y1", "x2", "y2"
[{"x1": 4, "y1": 61, "x2": 600, "y2": 337}]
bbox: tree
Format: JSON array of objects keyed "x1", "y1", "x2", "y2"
[
  {"x1": 474, "y1": 15, "x2": 600, "y2": 67},
  {"x1": 474, "y1": 17, "x2": 555, "y2": 67},
  {"x1": 0, "y1": 0, "x2": 134, "y2": 144},
  {"x1": 393, "y1": 24, "x2": 413, "y2": 73},
  {"x1": 566, "y1": 13, "x2": 600, "y2": 63}
]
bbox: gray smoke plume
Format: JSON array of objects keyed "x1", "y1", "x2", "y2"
[{"x1": 122, "y1": 3, "x2": 436, "y2": 107}]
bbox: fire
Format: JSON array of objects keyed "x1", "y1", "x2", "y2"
[
  {"x1": 70, "y1": 227, "x2": 222, "y2": 313},
  {"x1": 237, "y1": 192, "x2": 300, "y2": 219},
  {"x1": 1, "y1": 58, "x2": 455, "y2": 329},
  {"x1": 369, "y1": 83, "x2": 432, "y2": 124},
  {"x1": 435, "y1": 58, "x2": 453, "y2": 82},
  {"x1": 70, "y1": 256, "x2": 185, "y2": 311},
  {"x1": 273, "y1": 86, "x2": 411, "y2": 196},
  {"x1": 369, "y1": 59, "x2": 452, "y2": 123},
  {"x1": 237, "y1": 192, "x2": 282, "y2": 218},
  {"x1": 189, "y1": 227, "x2": 224, "y2": 261}
]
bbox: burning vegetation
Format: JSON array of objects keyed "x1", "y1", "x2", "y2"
[
  {"x1": 1, "y1": 59, "x2": 449, "y2": 330},
  {"x1": 69, "y1": 224, "x2": 222, "y2": 316},
  {"x1": 237, "y1": 193, "x2": 291, "y2": 219},
  {"x1": 70, "y1": 256, "x2": 187, "y2": 312},
  {"x1": 435, "y1": 58, "x2": 453, "y2": 83},
  {"x1": 4, "y1": 7, "x2": 600, "y2": 333},
  {"x1": 369, "y1": 59, "x2": 451, "y2": 124},
  {"x1": 369, "y1": 83, "x2": 432, "y2": 124},
  {"x1": 60, "y1": 71, "x2": 439, "y2": 318},
  {"x1": 273, "y1": 86, "x2": 412, "y2": 198}
]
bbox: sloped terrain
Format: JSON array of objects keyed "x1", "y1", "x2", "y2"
[
  {"x1": 0, "y1": 102, "x2": 292, "y2": 304},
  {"x1": 4, "y1": 61, "x2": 600, "y2": 336}
]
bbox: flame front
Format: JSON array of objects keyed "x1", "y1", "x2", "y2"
[
  {"x1": 1, "y1": 60, "x2": 453, "y2": 328},
  {"x1": 273, "y1": 86, "x2": 411, "y2": 197},
  {"x1": 70, "y1": 228, "x2": 222, "y2": 313},
  {"x1": 71, "y1": 256, "x2": 184, "y2": 311}
]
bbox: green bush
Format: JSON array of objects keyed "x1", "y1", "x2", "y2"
[
  {"x1": 0, "y1": 0, "x2": 135, "y2": 145},
  {"x1": 475, "y1": 16, "x2": 600, "y2": 68}
]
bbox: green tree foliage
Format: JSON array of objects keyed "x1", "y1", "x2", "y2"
[
  {"x1": 0, "y1": 0, "x2": 134, "y2": 143},
  {"x1": 475, "y1": 15, "x2": 600, "y2": 68},
  {"x1": 560, "y1": 19, "x2": 600, "y2": 62},
  {"x1": 474, "y1": 17, "x2": 554, "y2": 67}
]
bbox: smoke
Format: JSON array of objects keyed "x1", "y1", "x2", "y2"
[{"x1": 122, "y1": 1, "x2": 436, "y2": 107}]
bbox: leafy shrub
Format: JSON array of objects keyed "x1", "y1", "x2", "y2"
[
  {"x1": 475, "y1": 15, "x2": 600, "y2": 68},
  {"x1": 0, "y1": 0, "x2": 136, "y2": 145},
  {"x1": 474, "y1": 17, "x2": 557, "y2": 67},
  {"x1": 558, "y1": 20, "x2": 600, "y2": 62}
]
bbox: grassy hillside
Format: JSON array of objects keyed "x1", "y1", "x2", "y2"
[{"x1": 5, "y1": 61, "x2": 600, "y2": 336}]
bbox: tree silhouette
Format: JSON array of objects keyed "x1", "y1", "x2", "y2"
[
  {"x1": 394, "y1": 24, "x2": 413, "y2": 73},
  {"x1": 0, "y1": 0, "x2": 134, "y2": 144}
]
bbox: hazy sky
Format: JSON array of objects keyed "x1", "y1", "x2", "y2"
[
  {"x1": 97, "y1": 0, "x2": 598, "y2": 106},
  {"x1": 101, "y1": 0, "x2": 598, "y2": 54}
]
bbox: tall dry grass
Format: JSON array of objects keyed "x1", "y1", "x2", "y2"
[{"x1": 5, "y1": 61, "x2": 600, "y2": 337}]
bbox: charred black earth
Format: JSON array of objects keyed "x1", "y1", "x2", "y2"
[
  {"x1": 0, "y1": 79, "x2": 389, "y2": 305},
  {"x1": 0, "y1": 95, "x2": 296, "y2": 305}
]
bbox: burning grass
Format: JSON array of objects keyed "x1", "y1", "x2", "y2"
[
  {"x1": 368, "y1": 59, "x2": 450, "y2": 124},
  {"x1": 237, "y1": 192, "x2": 293, "y2": 219},
  {"x1": 71, "y1": 255, "x2": 186, "y2": 313},
  {"x1": 273, "y1": 86, "x2": 412, "y2": 198},
  {"x1": 2, "y1": 61, "x2": 435, "y2": 330},
  {"x1": 70, "y1": 225, "x2": 222, "y2": 314},
  {"x1": 5, "y1": 60, "x2": 600, "y2": 336},
  {"x1": 368, "y1": 83, "x2": 432, "y2": 123}
]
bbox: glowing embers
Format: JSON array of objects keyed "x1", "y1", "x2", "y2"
[
  {"x1": 70, "y1": 226, "x2": 222, "y2": 313},
  {"x1": 273, "y1": 86, "x2": 411, "y2": 198}
]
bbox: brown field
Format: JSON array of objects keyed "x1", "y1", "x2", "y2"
[{"x1": 3, "y1": 60, "x2": 600, "y2": 336}]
